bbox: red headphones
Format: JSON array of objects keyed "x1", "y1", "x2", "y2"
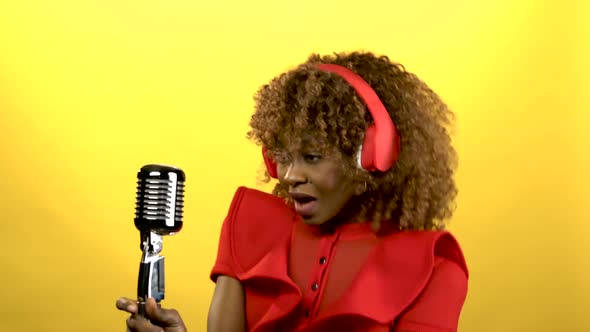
[{"x1": 262, "y1": 63, "x2": 401, "y2": 179}]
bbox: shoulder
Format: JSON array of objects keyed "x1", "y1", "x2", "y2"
[
  {"x1": 433, "y1": 231, "x2": 469, "y2": 280},
  {"x1": 382, "y1": 230, "x2": 468, "y2": 316},
  {"x1": 224, "y1": 186, "x2": 295, "y2": 232},
  {"x1": 386, "y1": 233, "x2": 469, "y2": 330},
  {"x1": 221, "y1": 186, "x2": 296, "y2": 270},
  {"x1": 430, "y1": 231, "x2": 469, "y2": 303},
  {"x1": 431, "y1": 255, "x2": 468, "y2": 297},
  {"x1": 389, "y1": 230, "x2": 469, "y2": 279}
]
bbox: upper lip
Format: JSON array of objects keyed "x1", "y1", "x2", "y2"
[{"x1": 288, "y1": 191, "x2": 317, "y2": 201}]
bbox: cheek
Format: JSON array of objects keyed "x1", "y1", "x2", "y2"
[{"x1": 317, "y1": 165, "x2": 353, "y2": 194}]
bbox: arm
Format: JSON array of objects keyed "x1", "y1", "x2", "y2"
[
  {"x1": 207, "y1": 275, "x2": 247, "y2": 332},
  {"x1": 393, "y1": 257, "x2": 468, "y2": 332},
  {"x1": 208, "y1": 190, "x2": 247, "y2": 332}
]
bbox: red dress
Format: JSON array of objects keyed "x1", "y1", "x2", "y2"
[{"x1": 210, "y1": 187, "x2": 469, "y2": 332}]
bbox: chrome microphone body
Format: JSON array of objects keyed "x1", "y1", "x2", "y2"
[{"x1": 134, "y1": 164, "x2": 185, "y2": 318}]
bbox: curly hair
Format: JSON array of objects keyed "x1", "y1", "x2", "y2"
[{"x1": 246, "y1": 51, "x2": 458, "y2": 231}]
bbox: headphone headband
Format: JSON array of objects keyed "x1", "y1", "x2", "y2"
[{"x1": 315, "y1": 63, "x2": 400, "y2": 172}]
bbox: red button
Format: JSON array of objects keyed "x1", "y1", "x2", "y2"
[{"x1": 312, "y1": 283, "x2": 319, "y2": 291}]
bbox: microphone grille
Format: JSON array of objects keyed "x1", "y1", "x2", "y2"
[{"x1": 134, "y1": 164, "x2": 186, "y2": 235}]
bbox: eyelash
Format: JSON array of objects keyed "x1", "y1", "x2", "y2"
[
  {"x1": 273, "y1": 152, "x2": 322, "y2": 164},
  {"x1": 304, "y1": 154, "x2": 322, "y2": 163}
]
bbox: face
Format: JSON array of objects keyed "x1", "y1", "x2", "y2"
[{"x1": 274, "y1": 134, "x2": 359, "y2": 226}]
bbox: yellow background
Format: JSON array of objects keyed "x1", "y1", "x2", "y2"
[{"x1": 1, "y1": 0, "x2": 588, "y2": 331}]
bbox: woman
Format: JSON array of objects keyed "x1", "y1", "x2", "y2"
[{"x1": 116, "y1": 51, "x2": 469, "y2": 332}]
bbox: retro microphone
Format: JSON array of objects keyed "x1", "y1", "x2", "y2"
[{"x1": 134, "y1": 164, "x2": 185, "y2": 318}]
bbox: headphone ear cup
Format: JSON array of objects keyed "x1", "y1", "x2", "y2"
[
  {"x1": 262, "y1": 147, "x2": 278, "y2": 178},
  {"x1": 359, "y1": 125, "x2": 377, "y2": 171}
]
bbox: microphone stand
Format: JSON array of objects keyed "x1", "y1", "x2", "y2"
[{"x1": 137, "y1": 230, "x2": 165, "y2": 318}]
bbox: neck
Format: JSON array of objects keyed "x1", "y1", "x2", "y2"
[
  {"x1": 333, "y1": 195, "x2": 366, "y2": 223},
  {"x1": 325, "y1": 196, "x2": 385, "y2": 232}
]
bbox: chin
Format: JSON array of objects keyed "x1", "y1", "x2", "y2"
[{"x1": 300, "y1": 215, "x2": 326, "y2": 226}]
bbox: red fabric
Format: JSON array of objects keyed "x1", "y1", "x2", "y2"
[{"x1": 211, "y1": 187, "x2": 469, "y2": 332}]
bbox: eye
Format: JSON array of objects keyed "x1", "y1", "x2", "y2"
[
  {"x1": 273, "y1": 151, "x2": 290, "y2": 164},
  {"x1": 304, "y1": 154, "x2": 322, "y2": 163}
]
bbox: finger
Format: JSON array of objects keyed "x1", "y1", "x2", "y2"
[
  {"x1": 127, "y1": 314, "x2": 164, "y2": 332},
  {"x1": 145, "y1": 298, "x2": 184, "y2": 327},
  {"x1": 116, "y1": 297, "x2": 138, "y2": 314}
]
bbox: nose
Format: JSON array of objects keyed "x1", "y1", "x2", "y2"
[{"x1": 282, "y1": 161, "x2": 307, "y2": 186}]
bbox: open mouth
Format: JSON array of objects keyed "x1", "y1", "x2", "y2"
[
  {"x1": 289, "y1": 192, "x2": 318, "y2": 218},
  {"x1": 289, "y1": 192, "x2": 316, "y2": 203}
]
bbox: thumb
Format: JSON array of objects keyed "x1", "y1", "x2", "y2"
[{"x1": 145, "y1": 298, "x2": 184, "y2": 327}]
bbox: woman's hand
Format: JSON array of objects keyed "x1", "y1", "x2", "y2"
[{"x1": 116, "y1": 297, "x2": 187, "y2": 332}]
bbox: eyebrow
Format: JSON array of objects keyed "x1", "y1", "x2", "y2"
[
  {"x1": 300, "y1": 136, "x2": 322, "y2": 148},
  {"x1": 276, "y1": 132, "x2": 330, "y2": 152}
]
